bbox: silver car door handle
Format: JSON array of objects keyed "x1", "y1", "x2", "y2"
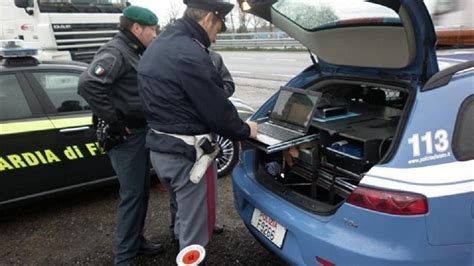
[{"x1": 59, "y1": 126, "x2": 90, "y2": 133}]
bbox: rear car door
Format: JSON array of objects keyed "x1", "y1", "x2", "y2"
[
  {"x1": 24, "y1": 68, "x2": 116, "y2": 188},
  {"x1": 0, "y1": 71, "x2": 66, "y2": 206}
]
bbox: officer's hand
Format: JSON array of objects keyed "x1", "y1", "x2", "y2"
[
  {"x1": 246, "y1": 121, "x2": 258, "y2": 139},
  {"x1": 109, "y1": 121, "x2": 128, "y2": 137}
]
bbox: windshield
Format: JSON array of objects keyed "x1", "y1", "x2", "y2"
[
  {"x1": 38, "y1": 0, "x2": 126, "y2": 13},
  {"x1": 273, "y1": 0, "x2": 400, "y2": 30}
]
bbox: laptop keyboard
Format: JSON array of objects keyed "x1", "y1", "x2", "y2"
[{"x1": 258, "y1": 123, "x2": 301, "y2": 141}]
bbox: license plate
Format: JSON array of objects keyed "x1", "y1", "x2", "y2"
[{"x1": 250, "y1": 208, "x2": 287, "y2": 248}]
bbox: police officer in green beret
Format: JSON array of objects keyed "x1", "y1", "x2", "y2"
[{"x1": 78, "y1": 6, "x2": 163, "y2": 265}]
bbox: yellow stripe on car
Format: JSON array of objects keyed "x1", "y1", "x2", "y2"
[
  {"x1": 0, "y1": 120, "x2": 55, "y2": 135},
  {"x1": 50, "y1": 116, "x2": 92, "y2": 128},
  {"x1": 0, "y1": 116, "x2": 92, "y2": 135}
]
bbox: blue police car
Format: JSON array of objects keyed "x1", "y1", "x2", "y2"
[{"x1": 232, "y1": 0, "x2": 473, "y2": 265}]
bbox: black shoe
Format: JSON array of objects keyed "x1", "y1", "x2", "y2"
[
  {"x1": 138, "y1": 240, "x2": 164, "y2": 255},
  {"x1": 213, "y1": 224, "x2": 225, "y2": 235}
]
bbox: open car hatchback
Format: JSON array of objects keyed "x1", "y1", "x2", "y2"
[{"x1": 232, "y1": 0, "x2": 473, "y2": 265}]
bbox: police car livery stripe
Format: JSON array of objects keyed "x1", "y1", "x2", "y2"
[
  {"x1": 361, "y1": 161, "x2": 474, "y2": 198},
  {"x1": 50, "y1": 116, "x2": 92, "y2": 129},
  {"x1": 0, "y1": 116, "x2": 92, "y2": 135},
  {"x1": 0, "y1": 120, "x2": 54, "y2": 135}
]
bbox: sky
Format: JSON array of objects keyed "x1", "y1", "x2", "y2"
[
  {"x1": 128, "y1": 0, "x2": 237, "y2": 27},
  {"x1": 128, "y1": 0, "x2": 186, "y2": 26}
]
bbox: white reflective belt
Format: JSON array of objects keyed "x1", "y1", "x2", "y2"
[
  {"x1": 151, "y1": 129, "x2": 211, "y2": 146},
  {"x1": 150, "y1": 129, "x2": 217, "y2": 184}
]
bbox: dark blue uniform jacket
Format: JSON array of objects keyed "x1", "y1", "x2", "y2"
[{"x1": 138, "y1": 18, "x2": 250, "y2": 158}]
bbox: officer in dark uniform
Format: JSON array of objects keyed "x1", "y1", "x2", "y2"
[
  {"x1": 137, "y1": 0, "x2": 257, "y2": 253},
  {"x1": 77, "y1": 6, "x2": 163, "y2": 265},
  {"x1": 164, "y1": 49, "x2": 233, "y2": 240}
]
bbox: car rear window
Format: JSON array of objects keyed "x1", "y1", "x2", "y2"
[
  {"x1": 452, "y1": 95, "x2": 474, "y2": 161},
  {"x1": 0, "y1": 74, "x2": 32, "y2": 120},
  {"x1": 273, "y1": 0, "x2": 400, "y2": 30}
]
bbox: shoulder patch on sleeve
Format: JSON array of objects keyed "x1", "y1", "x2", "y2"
[
  {"x1": 93, "y1": 64, "x2": 107, "y2": 76},
  {"x1": 86, "y1": 51, "x2": 121, "y2": 83}
]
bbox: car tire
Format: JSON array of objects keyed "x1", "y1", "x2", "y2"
[{"x1": 216, "y1": 135, "x2": 239, "y2": 178}]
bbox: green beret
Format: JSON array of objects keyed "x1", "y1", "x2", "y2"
[{"x1": 123, "y1": 6, "x2": 158, "y2": 26}]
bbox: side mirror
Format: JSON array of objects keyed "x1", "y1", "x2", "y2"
[{"x1": 14, "y1": 0, "x2": 32, "y2": 8}]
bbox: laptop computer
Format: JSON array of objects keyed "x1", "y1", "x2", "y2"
[{"x1": 255, "y1": 87, "x2": 321, "y2": 146}]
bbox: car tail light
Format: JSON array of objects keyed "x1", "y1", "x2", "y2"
[
  {"x1": 347, "y1": 186, "x2": 428, "y2": 215},
  {"x1": 316, "y1": 256, "x2": 335, "y2": 266}
]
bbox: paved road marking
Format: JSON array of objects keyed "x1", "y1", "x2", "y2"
[
  {"x1": 270, "y1": 58, "x2": 297, "y2": 62},
  {"x1": 271, "y1": 73, "x2": 294, "y2": 78},
  {"x1": 230, "y1": 57, "x2": 252, "y2": 60},
  {"x1": 230, "y1": 71, "x2": 252, "y2": 74}
]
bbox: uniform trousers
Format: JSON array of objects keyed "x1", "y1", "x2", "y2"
[
  {"x1": 150, "y1": 151, "x2": 216, "y2": 250},
  {"x1": 107, "y1": 130, "x2": 150, "y2": 265}
]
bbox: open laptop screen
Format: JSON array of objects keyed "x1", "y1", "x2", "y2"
[{"x1": 270, "y1": 87, "x2": 320, "y2": 129}]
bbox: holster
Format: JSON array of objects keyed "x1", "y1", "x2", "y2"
[
  {"x1": 189, "y1": 135, "x2": 220, "y2": 184},
  {"x1": 150, "y1": 129, "x2": 220, "y2": 183}
]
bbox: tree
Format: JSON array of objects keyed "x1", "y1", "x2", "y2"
[
  {"x1": 164, "y1": 2, "x2": 181, "y2": 28},
  {"x1": 250, "y1": 15, "x2": 267, "y2": 32},
  {"x1": 237, "y1": 7, "x2": 251, "y2": 33},
  {"x1": 226, "y1": 0, "x2": 239, "y2": 32},
  {"x1": 228, "y1": 8, "x2": 236, "y2": 32}
]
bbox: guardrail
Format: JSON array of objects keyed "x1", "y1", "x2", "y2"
[{"x1": 215, "y1": 32, "x2": 305, "y2": 49}]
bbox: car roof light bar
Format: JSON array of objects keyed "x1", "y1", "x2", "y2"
[{"x1": 0, "y1": 40, "x2": 38, "y2": 58}]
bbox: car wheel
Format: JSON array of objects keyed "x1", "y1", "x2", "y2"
[{"x1": 215, "y1": 135, "x2": 239, "y2": 178}]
